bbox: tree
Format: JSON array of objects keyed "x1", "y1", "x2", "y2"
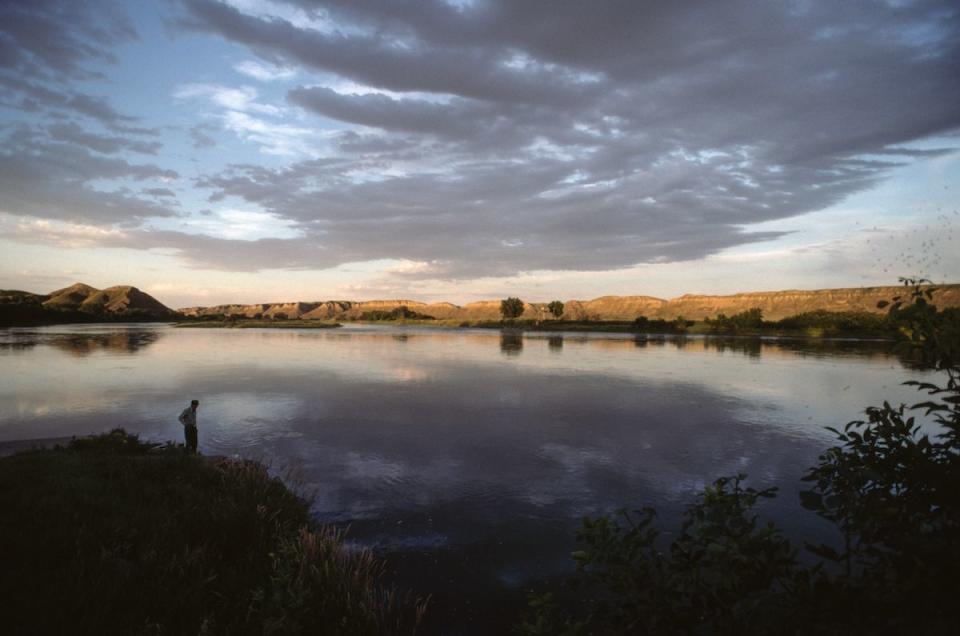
[
  {"x1": 500, "y1": 297, "x2": 525, "y2": 320},
  {"x1": 547, "y1": 300, "x2": 564, "y2": 319}
]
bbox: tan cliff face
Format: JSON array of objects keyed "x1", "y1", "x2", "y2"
[
  {"x1": 655, "y1": 286, "x2": 960, "y2": 320},
  {"x1": 177, "y1": 284, "x2": 960, "y2": 322}
]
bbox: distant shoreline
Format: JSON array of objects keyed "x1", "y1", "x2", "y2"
[
  {"x1": 174, "y1": 320, "x2": 342, "y2": 329},
  {"x1": 0, "y1": 316, "x2": 903, "y2": 341},
  {"x1": 167, "y1": 317, "x2": 900, "y2": 341}
]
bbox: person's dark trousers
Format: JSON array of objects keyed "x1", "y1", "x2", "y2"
[{"x1": 184, "y1": 426, "x2": 198, "y2": 453}]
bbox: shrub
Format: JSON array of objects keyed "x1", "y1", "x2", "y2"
[
  {"x1": 775, "y1": 310, "x2": 892, "y2": 334},
  {"x1": 0, "y1": 430, "x2": 426, "y2": 635},
  {"x1": 706, "y1": 308, "x2": 765, "y2": 333},
  {"x1": 359, "y1": 306, "x2": 435, "y2": 321}
]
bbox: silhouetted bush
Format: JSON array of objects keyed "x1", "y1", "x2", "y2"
[{"x1": 0, "y1": 430, "x2": 426, "y2": 635}]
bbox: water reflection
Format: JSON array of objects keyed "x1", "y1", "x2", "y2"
[
  {"x1": 499, "y1": 331, "x2": 523, "y2": 356},
  {"x1": 0, "y1": 327, "x2": 162, "y2": 356},
  {"x1": 548, "y1": 335, "x2": 564, "y2": 351},
  {"x1": 47, "y1": 330, "x2": 162, "y2": 356}
]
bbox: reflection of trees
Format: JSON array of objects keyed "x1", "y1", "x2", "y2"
[
  {"x1": 0, "y1": 338, "x2": 38, "y2": 352},
  {"x1": 701, "y1": 337, "x2": 762, "y2": 358},
  {"x1": 500, "y1": 332, "x2": 524, "y2": 356},
  {"x1": 548, "y1": 336, "x2": 564, "y2": 352},
  {"x1": 574, "y1": 333, "x2": 907, "y2": 364},
  {"x1": 47, "y1": 331, "x2": 162, "y2": 357}
]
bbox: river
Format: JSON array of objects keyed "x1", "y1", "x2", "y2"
[{"x1": 0, "y1": 323, "x2": 935, "y2": 633}]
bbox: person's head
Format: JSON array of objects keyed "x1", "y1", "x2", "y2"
[{"x1": 191, "y1": 399, "x2": 199, "y2": 410}]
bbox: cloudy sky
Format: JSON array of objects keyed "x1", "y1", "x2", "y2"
[{"x1": 0, "y1": 0, "x2": 958, "y2": 308}]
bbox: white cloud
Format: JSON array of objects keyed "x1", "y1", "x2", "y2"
[
  {"x1": 177, "y1": 208, "x2": 303, "y2": 241},
  {"x1": 173, "y1": 82, "x2": 321, "y2": 156},
  {"x1": 174, "y1": 83, "x2": 280, "y2": 115},
  {"x1": 221, "y1": 111, "x2": 317, "y2": 156},
  {"x1": 234, "y1": 60, "x2": 297, "y2": 82}
]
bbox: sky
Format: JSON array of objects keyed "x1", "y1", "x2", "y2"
[{"x1": 0, "y1": 0, "x2": 958, "y2": 309}]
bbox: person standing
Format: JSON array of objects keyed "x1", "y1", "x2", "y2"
[{"x1": 178, "y1": 399, "x2": 200, "y2": 453}]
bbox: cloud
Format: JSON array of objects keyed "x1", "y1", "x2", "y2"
[
  {"x1": 5, "y1": 1, "x2": 959, "y2": 284},
  {"x1": 189, "y1": 123, "x2": 218, "y2": 149},
  {"x1": 159, "y1": 0, "x2": 960, "y2": 276},
  {"x1": 144, "y1": 188, "x2": 177, "y2": 198},
  {"x1": 0, "y1": 128, "x2": 179, "y2": 224},
  {"x1": 0, "y1": 0, "x2": 137, "y2": 81},
  {"x1": 46, "y1": 122, "x2": 162, "y2": 155},
  {"x1": 177, "y1": 0, "x2": 597, "y2": 105},
  {"x1": 174, "y1": 83, "x2": 282, "y2": 115},
  {"x1": 234, "y1": 59, "x2": 296, "y2": 81},
  {"x1": 176, "y1": 208, "x2": 303, "y2": 241},
  {"x1": 175, "y1": 82, "x2": 319, "y2": 155},
  {"x1": 0, "y1": 2, "x2": 155, "y2": 135}
]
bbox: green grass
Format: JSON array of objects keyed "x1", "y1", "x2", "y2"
[{"x1": 0, "y1": 430, "x2": 425, "y2": 635}]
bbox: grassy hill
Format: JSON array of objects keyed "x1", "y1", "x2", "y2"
[{"x1": 0, "y1": 283, "x2": 177, "y2": 325}]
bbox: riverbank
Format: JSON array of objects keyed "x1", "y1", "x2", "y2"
[
  {"x1": 169, "y1": 316, "x2": 898, "y2": 340},
  {"x1": 473, "y1": 319, "x2": 898, "y2": 339},
  {"x1": 0, "y1": 430, "x2": 425, "y2": 635},
  {"x1": 175, "y1": 319, "x2": 342, "y2": 329}
]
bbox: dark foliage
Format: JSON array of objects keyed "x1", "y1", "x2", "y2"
[
  {"x1": 632, "y1": 315, "x2": 690, "y2": 334},
  {"x1": 501, "y1": 297, "x2": 525, "y2": 320},
  {"x1": 547, "y1": 300, "x2": 565, "y2": 319},
  {"x1": 705, "y1": 308, "x2": 765, "y2": 334},
  {"x1": 0, "y1": 430, "x2": 426, "y2": 635},
  {"x1": 774, "y1": 310, "x2": 894, "y2": 336},
  {"x1": 359, "y1": 306, "x2": 436, "y2": 321}
]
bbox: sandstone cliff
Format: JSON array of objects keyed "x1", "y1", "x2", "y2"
[
  {"x1": 177, "y1": 284, "x2": 960, "y2": 322},
  {"x1": 654, "y1": 285, "x2": 960, "y2": 320}
]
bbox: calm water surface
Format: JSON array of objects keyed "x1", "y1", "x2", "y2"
[{"x1": 0, "y1": 324, "x2": 936, "y2": 633}]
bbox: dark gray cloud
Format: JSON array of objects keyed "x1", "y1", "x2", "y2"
[
  {"x1": 189, "y1": 123, "x2": 218, "y2": 149},
  {"x1": 0, "y1": 1, "x2": 179, "y2": 229},
  {"x1": 46, "y1": 121, "x2": 161, "y2": 155},
  {"x1": 0, "y1": 0, "x2": 136, "y2": 81},
  {"x1": 177, "y1": 0, "x2": 598, "y2": 106},
  {"x1": 164, "y1": 0, "x2": 960, "y2": 276},
  {"x1": 0, "y1": 127, "x2": 178, "y2": 224},
  {"x1": 143, "y1": 187, "x2": 177, "y2": 198},
  {"x1": 0, "y1": 1, "x2": 159, "y2": 140}
]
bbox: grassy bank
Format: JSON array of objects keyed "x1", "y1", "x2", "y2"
[
  {"x1": 0, "y1": 430, "x2": 425, "y2": 635},
  {"x1": 175, "y1": 319, "x2": 342, "y2": 329}
]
